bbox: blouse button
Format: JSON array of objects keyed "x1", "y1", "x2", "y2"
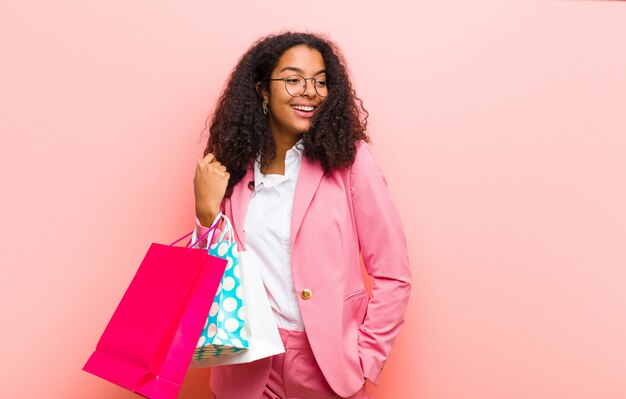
[{"x1": 300, "y1": 289, "x2": 313, "y2": 300}]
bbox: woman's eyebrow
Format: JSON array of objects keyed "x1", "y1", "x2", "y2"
[{"x1": 279, "y1": 66, "x2": 327, "y2": 75}]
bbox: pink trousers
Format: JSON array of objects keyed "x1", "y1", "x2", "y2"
[{"x1": 260, "y1": 328, "x2": 370, "y2": 399}]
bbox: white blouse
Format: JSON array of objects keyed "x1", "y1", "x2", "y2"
[
  {"x1": 194, "y1": 139, "x2": 306, "y2": 331},
  {"x1": 243, "y1": 139, "x2": 305, "y2": 331}
]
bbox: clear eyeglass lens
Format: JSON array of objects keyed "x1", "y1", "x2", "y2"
[
  {"x1": 284, "y1": 75, "x2": 328, "y2": 97},
  {"x1": 314, "y1": 77, "x2": 328, "y2": 97},
  {"x1": 284, "y1": 75, "x2": 305, "y2": 96}
]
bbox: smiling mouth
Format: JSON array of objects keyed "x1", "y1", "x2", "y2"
[{"x1": 291, "y1": 105, "x2": 316, "y2": 112}]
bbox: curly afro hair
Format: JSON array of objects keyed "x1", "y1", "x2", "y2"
[{"x1": 203, "y1": 32, "x2": 370, "y2": 195}]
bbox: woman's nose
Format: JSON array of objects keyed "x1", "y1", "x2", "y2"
[{"x1": 302, "y1": 78, "x2": 317, "y2": 97}]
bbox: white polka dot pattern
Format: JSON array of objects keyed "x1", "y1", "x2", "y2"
[
  {"x1": 193, "y1": 234, "x2": 249, "y2": 360},
  {"x1": 217, "y1": 242, "x2": 228, "y2": 257},
  {"x1": 225, "y1": 318, "x2": 239, "y2": 332},
  {"x1": 222, "y1": 277, "x2": 235, "y2": 291},
  {"x1": 223, "y1": 297, "x2": 237, "y2": 312},
  {"x1": 207, "y1": 323, "x2": 217, "y2": 337},
  {"x1": 209, "y1": 302, "x2": 219, "y2": 317}
]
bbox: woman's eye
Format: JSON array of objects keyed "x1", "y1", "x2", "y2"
[
  {"x1": 316, "y1": 80, "x2": 327, "y2": 87},
  {"x1": 286, "y1": 78, "x2": 300, "y2": 84}
]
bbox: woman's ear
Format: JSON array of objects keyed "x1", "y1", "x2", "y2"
[{"x1": 256, "y1": 82, "x2": 269, "y2": 104}]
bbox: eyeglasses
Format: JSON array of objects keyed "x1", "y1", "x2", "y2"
[{"x1": 269, "y1": 74, "x2": 328, "y2": 98}]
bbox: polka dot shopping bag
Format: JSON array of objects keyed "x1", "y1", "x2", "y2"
[{"x1": 189, "y1": 214, "x2": 285, "y2": 367}]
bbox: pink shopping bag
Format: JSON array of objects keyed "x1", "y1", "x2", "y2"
[{"x1": 83, "y1": 229, "x2": 227, "y2": 399}]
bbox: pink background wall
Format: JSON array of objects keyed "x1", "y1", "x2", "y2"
[{"x1": 1, "y1": 1, "x2": 625, "y2": 398}]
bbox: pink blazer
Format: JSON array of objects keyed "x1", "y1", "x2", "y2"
[{"x1": 206, "y1": 141, "x2": 411, "y2": 398}]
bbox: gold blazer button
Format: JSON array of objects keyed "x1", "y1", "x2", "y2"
[{"x1": 301, "y1": 289, "x2": 312, "y2": 300}]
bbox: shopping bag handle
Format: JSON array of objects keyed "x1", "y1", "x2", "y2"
[
  {"x1": 168, "y1": 231, "x2": 196, "y2": 247},
  {"x1": 216, "y1": 215, "x2": 234, "y2": 245},
  {"x1": 171, "y1": 212, "x2": 235, "y2": 252},
  {"x1": 168, "y1": 220, "x2": 219, "y2": 249}
]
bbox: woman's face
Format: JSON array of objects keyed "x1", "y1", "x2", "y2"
[{"x1": 263, "y1": 45, "x2": 327, "y2": 142}]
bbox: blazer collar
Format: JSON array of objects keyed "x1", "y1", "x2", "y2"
[
  {"x1": 228, "y1": 155, "x2": 324, "y2": 250},
  {"x1": 290, "y1": 155, "x2": 324, "y2": 247},
  {"x1": 229, "y1": 166, "x2": 253, "y2": 250}
]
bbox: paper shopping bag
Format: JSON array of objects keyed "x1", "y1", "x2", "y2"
[
  {"x1": 83, "y1": 230, "x2": 227, "y2": 399},
  {"x1": 192, "y1": 221, "x2": 250, "y2": 359},
  {"x1": 189, "y1": 216, "x2": 285, "y2": 368}
]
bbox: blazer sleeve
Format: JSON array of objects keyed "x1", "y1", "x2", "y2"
[
  {"x1": 350, "y1": 140, "x2": 412, "y2": 385},
  {"x1": 192, "y1": 212, "x2": 224, "y2": 249}
]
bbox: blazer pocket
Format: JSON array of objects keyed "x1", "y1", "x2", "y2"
[{"x1": 343, "y1": 288, "x2": 367, "y2": 302}]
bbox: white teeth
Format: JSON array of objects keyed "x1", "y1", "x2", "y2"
[{"x1": 292, "y1": 105, "x2": 314, "y2": 112}]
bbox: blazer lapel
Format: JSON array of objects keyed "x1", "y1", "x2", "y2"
[
  {"x1": 228, "y1": 167, "x2": 254, "y2": 250},
  {"x1": 291, "y1": 156, "x2": 324, "y2": 247}
]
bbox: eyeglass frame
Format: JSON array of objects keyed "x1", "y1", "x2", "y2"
[{"x1": 268, "y1": 74, "x2": 329, "y2": 98}]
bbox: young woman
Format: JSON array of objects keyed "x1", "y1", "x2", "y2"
[{"x1": 193, "y1": 32, "x2": 411, "y2": 399}]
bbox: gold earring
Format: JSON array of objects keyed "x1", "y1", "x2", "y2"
[{"x1": 262, "y1": 102, "x2": 268, "y2": 115}]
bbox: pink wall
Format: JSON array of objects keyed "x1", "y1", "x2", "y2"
[{"x1": 1, "y1": 1, "x2": 625, "y2": 398}]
